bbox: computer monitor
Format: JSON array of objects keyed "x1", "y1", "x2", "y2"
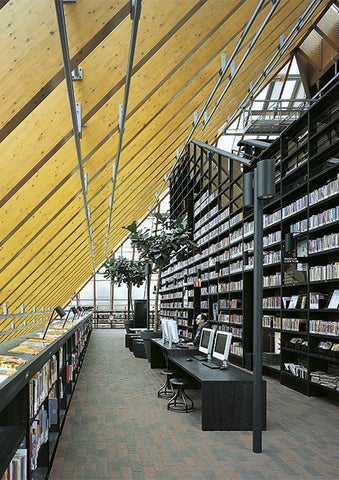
[
  {"x1": 168, "y1": 320, "x2": 179, "y2": 344},
  {"x1": 161, "y1": 318, "x2": 170, "y2": 343},
  {"x1": 212, "y1": 330, "x2": 232, "y2": 368},
  {"x1": 199, "y1": 328, "x2": 215, "y2": 357}
]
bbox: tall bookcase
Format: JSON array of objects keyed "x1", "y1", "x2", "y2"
[
  {"x1": 160, "y1": 78, "x2": 339, "y2": 398},
  {"x1": 0, "y1": 314, "x2": 92, "y2": 479}
]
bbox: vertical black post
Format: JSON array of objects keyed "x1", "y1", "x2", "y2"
[
  {"x1": 145, "y1": 263, "x2": 151, "y2": 329},
  {"x1": 253, "y1": 166, "x2": 263, "y2": 453}
]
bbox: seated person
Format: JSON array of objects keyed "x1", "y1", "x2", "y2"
[{"x1": 186, "y1": 313, "x2": 208, "y2": 346}]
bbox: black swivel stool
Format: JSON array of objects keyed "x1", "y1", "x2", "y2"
[
  {"x1": 167, "y1": 378, "x2": 194, "y2": 413},
  {"x1": 158, "y1": 369, "x2": 175, "y2": 398}
]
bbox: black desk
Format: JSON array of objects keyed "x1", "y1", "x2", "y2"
[
  {"x1": 168, "y1": 355, "x2": 266, "y2": 431},
  {"x1": 150, "y1": 339, "x2": 198, "y2": 368}
]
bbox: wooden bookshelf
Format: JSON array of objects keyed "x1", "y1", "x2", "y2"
[
  {"x1": 0, "y1": 313, "x2": 92, "y2": 479},
  {"x1": 161, "y1": 78, "x2": 339, "y2": 399}
]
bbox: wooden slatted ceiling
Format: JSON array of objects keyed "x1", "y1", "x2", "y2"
[{"x1": 0, "y1": 0, "x2": 335, "y2": 341}]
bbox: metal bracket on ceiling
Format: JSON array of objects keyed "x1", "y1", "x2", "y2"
[
  {"x1": 203, "y1": 111, "x2": 208, "y2": 127},
  {"x1": 192, "y1": 110, "x2": 198, "y2": 127},
  {"x1": 279, "y1": 34, "x2": 284, "y2": 49},
  {"x1": 147, "y1": 0, "x2": 268, "y2": 206},
  {"x1": 72, "y1": 66, "x2": 83, "y2": 80},
  {"x1": 118, "y1": 104, "x2": 124, "y2": 133},
  {"x1": 55, "y1": 0, "x2": 95, "y2": 271},
  {"x1": 230, "y1": 60, "x2": 236, "y2": 78},
  {"x1": 76, "y1": 102, "x2": 82, "y2": 138},
  {"x1": 220, "y1": 53, "x2": 227, "y2": 76},
  {"x1": 83, "y1": 171, "x2": 87, "y2": 194}
]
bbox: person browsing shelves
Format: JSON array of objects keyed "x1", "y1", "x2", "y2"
[{"x1": 186, "y1": 313, "x2": 208, "y2": 346}]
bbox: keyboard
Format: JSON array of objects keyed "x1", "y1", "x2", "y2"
[
  {"x1": 177, "y1": 344, "x2": 189, "y2": 348},
  {"x1": 193, "y1": 355, "x2": 207, "y2": 361},
  {"x1": 202, "y1": 362, "x2": 220, "y2": 369}
]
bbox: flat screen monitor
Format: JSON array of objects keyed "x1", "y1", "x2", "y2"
[
  {"x1": 168, "y1": 320, "x2": 179, "y2": 344},
  {"x1": 161, "y1": 318, "x2": 170, "y2": 342},
  {"x1": 199, "y1": 328, "x2": 215, "y2": 356},
  {"x1": 212, "y1": 331, "x2": 232, "y2": 367}
]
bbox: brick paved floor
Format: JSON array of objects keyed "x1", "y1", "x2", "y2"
[{"x1": 49, "y1": 329, "x2": 339, "y2": 480}]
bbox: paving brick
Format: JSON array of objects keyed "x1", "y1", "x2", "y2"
[{"x1": 49, "y1": 329, "x2": 339, "y2": 480}]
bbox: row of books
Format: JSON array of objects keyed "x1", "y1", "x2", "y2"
[
  {"x1": 263, "y1": 230, "x2": 281, "y2": 247},
  {"x1": 263, "y1": 175, "x2": 339, "y2": 230},
  {"x1": 243, "y1": 221, "x2": 254, "y2": 237},
  {"x1": 263, "y1": 250, "x2": 281, "y2": 265},
  {"x1": 309, "y1": 206, "x2": 339, "y2": 229},
  {"x1": 218, "y1": 298, "x2": 242, "y2": 309},
  {"x1": 230, "y1": 342, "x2": 243, "y2": 357},
  {"x1": 283, "y1": 175, "x2": 339, "y2": 220},
  {"x1": 309, "y1": 262, "x2": 339, "y2": 282},
  {"x1": 29, "y1": 355, "x2": 57, "y2": 418},
  {"x1": 195, "y1": 204, "x2": 219, "y2": 232},
  {"x1": 308, "y1": 174, "x2": 339, "y2": 206},
  {"x1": 282, "y1": 318, "x2": 307, "y2": 332},
  {"x1": 291, "y1": 206, "x2": 338, "y2": 233},
  {"x1": 194, "y1": 189, "x2": 218, "y2": 215},
  {"x1": 218, "y1": 313, "x2": 243, "y2": 325},
  {"x1": 30, "y1": 408, "x2": 48, "y2": 470},
  {"x1": 282, "y1": 194, "x2": 308, "y2": 219},
  {"x1": 1, "y1": 449, "x2": 27, "y2": 480},
  {"x1": 229, "y1": 326, "x2": 242, "y2": 338},
  {"x1": 262, "y1": 315, "x2": 281, "y2": 329},
  {"x1": 196, "y1": 225, "x2": 219, "y2": 247},
  {"x1": 263, "y1": 272, "x2": 281, "y2": 287},
  {"x1": 308, "y1": 233, "x2": 338, "y2": 254},
  {"x1": 263, "y1": 296, "x2": 282, "y2": 308},
  {"x1": 309, "y1": 320, "x2": 339, "y2": 336},
  {"x1": 229, "y1": 227, "x2": 242, "y2": 245},
  {"x1": 264, "y1": 209, "x2": 281, "y2": 228},
  {"x1": 218, "y1": 280, "x2": 243, "y2": 292}
]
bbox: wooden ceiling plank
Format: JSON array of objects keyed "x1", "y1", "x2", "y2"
[{"x1": 0, "y1": 0, "x2": 130, "y2": 139}]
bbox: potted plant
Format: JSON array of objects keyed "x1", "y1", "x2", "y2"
[
  {"x1": 124, "y1": 212, "x2": 197, "y2": 331},
  {"x1": 103, "y1": 256, "x2": 146, "y2": 329}
]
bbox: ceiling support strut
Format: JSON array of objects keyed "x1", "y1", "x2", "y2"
[
  {"x1": 55, "y1": 0, "x2": 96, "y2": 273},
  {"x1": 151, "y1": 0, "x2": 274, "y2": 210},
  {"x1": 221, "y1": 0, "x2": 324, "y2": 134},
  {"x1": 104, "y1": 0, "x2": 142, "y2": 258}
]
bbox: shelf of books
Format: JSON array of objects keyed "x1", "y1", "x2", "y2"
[
  {"x1": 0, "y1": 312, "x2": 92, "y2": 480},
  {"x1": 162, "y1": 78, "x2": 338, "y2": 398}
]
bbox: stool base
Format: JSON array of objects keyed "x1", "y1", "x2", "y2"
[
  {"x1": 158, "y1": 370, "x2": 175, "y2": 398},
  {"x1": 167, "y1": 379, "x2": 194, "y2": 413}
]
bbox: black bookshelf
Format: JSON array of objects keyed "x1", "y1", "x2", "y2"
[
  {"x1": 161, "y1": 78, "x2": 339, "y2": 399},
  {"x1": 0, "y1": 313, "x2": 92, "y2": 479}
]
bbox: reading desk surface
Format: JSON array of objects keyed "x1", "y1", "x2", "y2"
[
  {"x1": 150, "y1": 338, "x2": 198, "y2": 368},
  {"x1": 150, "y1": 340, "x2": 267, "y2": 431}
]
